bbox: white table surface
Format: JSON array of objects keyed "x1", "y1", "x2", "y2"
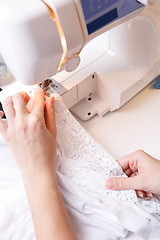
[
  {"x1": 76, "y1": 81, "x2": 160, "y2": 161},
  {"x1": 76, "y1": 81, "x2": 160, "y2": 239}
]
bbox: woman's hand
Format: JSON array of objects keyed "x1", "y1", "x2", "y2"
[
  {"x1": 0, "y1": 88, "x2": 78, "y2": 240},
  {"x1": 106, "y1": 150, "x2": 160, "y2": 198},
  {"x1": 0, "y1": 88, "x2": 56, "y2": 181}
]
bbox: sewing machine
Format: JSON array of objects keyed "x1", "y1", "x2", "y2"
[
  {"x1": 0, "y1": 0, "x2": 160, "y2": 121},
  {"x1": 0, "y1": 1, "x2": 160, "y2": 240}
]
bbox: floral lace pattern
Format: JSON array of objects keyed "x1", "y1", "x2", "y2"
[
  {"x1": 1, "y1": 85, "x2": 160, "y2": 239},
  {"x1": 53, "y1": 92, "x2": 160, "y2": 225},
  {"x1": 54, "y1": 93, "x2": 137, "y2": 204}
]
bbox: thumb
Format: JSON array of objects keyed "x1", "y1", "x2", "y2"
[
  {"x1": 44, "y1": 96, "x2": 56, "y2": 136},
  {"x1": 106, "y1": 176, "x2": 141, "y2": 191}
]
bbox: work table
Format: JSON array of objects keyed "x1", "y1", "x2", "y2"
[{"x1": 76, "y1": 80, "x2": 160, "y2": 240}]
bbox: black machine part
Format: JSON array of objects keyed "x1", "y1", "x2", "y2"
[{"x1": 0, "y1": 88, "x2": 6, "y2": 119}]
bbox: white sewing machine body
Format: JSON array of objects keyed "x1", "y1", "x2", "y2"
[
  {"x1": 54, "y1": 2, "x2": 160, "y2": 120},
  {"x1": 0, "y1": 2, "x2": 160, "y2": 240},
  {"x1": 0, "y1": 0, "x2": 160, "y2": 120}
]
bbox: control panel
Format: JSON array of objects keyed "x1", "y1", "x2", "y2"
[{"x1": 80, "y1": 0, "x2": 144, "y2": 34}]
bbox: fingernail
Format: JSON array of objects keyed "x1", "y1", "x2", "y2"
[
  {"x1": 51, "y1": 97, "x2": 55, "y2": 104},
  {"x1": 106, "y1": 178, "x2": 116, "y2": 189},
  {"x1": 139, "y1": 193, "x2": 144, "y2": 198},
  {"x1": 146, "y1": 193, "x2": 154, "y2": 198}
]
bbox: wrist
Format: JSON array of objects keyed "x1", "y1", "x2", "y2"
[{"x1": 22, "y1": 167, "x2": 58, "y2": 195}]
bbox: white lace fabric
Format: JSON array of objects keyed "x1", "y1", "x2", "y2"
[
  {"x1": 54, "y1": 92, "x2": 137, "y2": 203},
  {"x1": 53, "y1": 92, "x2": 160, "y2": 238},
  {"x1": 0, "y1": 86, "x2": 160, "y2": 239}
]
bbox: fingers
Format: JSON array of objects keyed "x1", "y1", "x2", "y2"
[
  {"x1": 124, "y1": 168, "x2": 132, "y2": 176},
  {"x1": 117, "y1": 153, "x2": 135, "y2": 171},
  {"x1": 2, "y1": 89, "x2": 44, "y2": 121},
  {"x1": 117, "y1": 150, "x2": 146, "y2": 173},
  {"x1": 32, "y1": 88, "x2": 45, "y2": 114},
  {"x1": 3, "y1": 96, "x2": 15, "y2": 121},
  {"x1": 107, "y1": 151, "x2": 156, "y2": 197},
  {"x1": 19, "y1": 91, "x2": 30, "y2": 104},
  {"x1": 136, "y1": 190, "x2": 146, "y2": 198},
  {"x1": 27, "y1": 97, "x2": 34, "y2": 113},
  {"x1": 106, "y1": 175, "x2": 141, "y2": 191},
  {"x1": 12, "y1": 92, "x2": 30, "y2": 116},
  {"x1": 44, "y1": 96, "x2": 56, "y2": 136},
  {"x1": 136, "y1": 190, "x2": 154, "y2": 198},
  {"x1": 145, "y1": 192, "x2": 154, "y2": 198}
]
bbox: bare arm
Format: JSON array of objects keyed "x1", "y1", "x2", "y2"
[
  {"x1": 24, "y1": 170, "x2": 77, "y2": 240},
  {"x1": 0, "y1": 88, "x2": 77, "y2": 240}
]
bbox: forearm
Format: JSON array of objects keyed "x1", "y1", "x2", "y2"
[
  {"x1": 0, "y1": 90, "x2": 78, "y2": 239},
  {"x1": 23, "y1": 170, "x2": 78, "y2": 240}
]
